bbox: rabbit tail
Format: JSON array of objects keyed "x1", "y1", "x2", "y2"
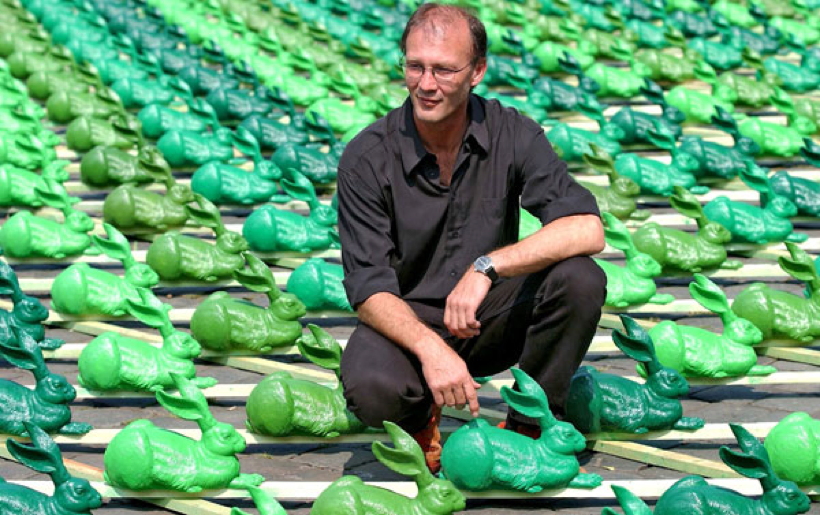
[
  {"x1": 565, "y1": 368, "x2": 602, "y2": 434},
  {"x1": 610, "y1": 486, "x2": 653, "y2": 515},
  {"x1": 440, "y1": 420, "x2": 495, "y2": 491}
]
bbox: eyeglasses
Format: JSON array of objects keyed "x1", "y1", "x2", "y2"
[{"x1": 401, "y1": 58, "x2": 474, "y2": 85}]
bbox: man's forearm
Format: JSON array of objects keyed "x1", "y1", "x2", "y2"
[
  {"x1": 357, "y1": 292, "x2": 445, "y2": 360},
  {"x1": 490, "y1": 214, "x2": 605, "y2": 278}
]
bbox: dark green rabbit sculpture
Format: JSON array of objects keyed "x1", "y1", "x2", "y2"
[
  {"x1": 0, "y1": 422, "x2": 102, "y2": 514},
  {"x1": 0, "y1": 261, "x2": 63, "y2": 350},
  {"x1": 566, "y1": 315, "x2": 704, "y2": 433},
  {"x1": 441, "y1": 368, "x2": 602, "y2": 492},
  {"x1": 604, "y1": 424, "x2": 810, "y2": 515},
  {"x1": 287, "y1": 258, "x2": 352, "y2": 311}
]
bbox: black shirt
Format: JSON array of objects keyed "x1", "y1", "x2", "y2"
[{"x1": 337, "y1": 94, "x2": 600, "y2": 309}]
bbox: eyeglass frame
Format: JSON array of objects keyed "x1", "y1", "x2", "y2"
[{"x1": 400, "y1": 57, "x2": 478, "y2": 84}]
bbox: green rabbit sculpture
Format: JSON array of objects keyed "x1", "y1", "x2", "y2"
[
  {"x1": 731, "y1": 242, "x2": 820, "y2": 342},
  {"x1": 65, "y1": 113, "x2": 144, "y2": 152},
  {"x1": 310, "y1": 421, "x2": 466, "y2": 515},
  {"x1": 702, "y1": 164, "x2": 808, "y2": 245},
  {"x1": 78, "y1": 288, "x2": 216, "y2": 392},
  {"x1": 51, "y1": 223, "x2": 160, "y2": 317},
  {"x1": 566, "y1": 315, "x2": 705, "y2": 433},
  {"x1": 190, "y1": 253, "x2": 305, "y2": 352},
  {"x1": 440, "y1": 368, "x2": 602, "y2": 492},
  {"x1": 769, "y1": 170, "x2": 820, "y2": 218},
  {"x1": 604, "y1": 424, "x2": 810, "y2": 515},
  {"x1": 0, "y1": 180, "x2": 97, "y2": 259},
  {"x1": 0, "y1": 159, "x2": 71, "y2": 208},
  {"x1": 146, "y1": 195, "x2": 249, "y2": 281},
  {"x1": 596, "y1": 212, "x2": 673, "y2": 308},
  {"x1": 245, "y1": 324, "x2": 366, "y2": 437},
  {"x1": 104, "y1": 373, "x2": 264, "y2": 492},
  {"x1": 80, "y1": 145, "x2": 168, "y2": 188},
  {"x1": 0, "y1": 422, "x2": 102, "y2": 515},
  {"x1": 646, "y1": 274, "x2": 775, "y2": 378},
  {"x1": 712, "y1": 107, "x2": 819, "y2": 158},
  {"x1": 632, "y1": 187, "x2": 742, "y2": 273}
]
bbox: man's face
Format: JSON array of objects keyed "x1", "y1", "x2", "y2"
[{"x1": 404, "y1": 18, "x2": 486, "y2": 126}]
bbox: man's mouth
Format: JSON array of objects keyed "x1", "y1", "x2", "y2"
[{"x1": 418, "y1": 97, "x2": 440, "y2": 108}]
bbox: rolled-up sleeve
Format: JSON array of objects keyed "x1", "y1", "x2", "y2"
[
  {"x1": 518, "y1": 128, "x2": 600, "y2": 226},
  {"x1": 337, "y1": 161, "x2": 401, "y2": 309}
]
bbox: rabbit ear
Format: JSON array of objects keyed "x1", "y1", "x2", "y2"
[
  {"x1": 689, "y1": 274, "x2": 730, "y2": 315},
  {"x1": 609, "y1": 485, "x2": 652, "y2": 515},
  {"x1": 500, "y1": 368, "x2": 551, "y2": 425},
  {"x1": 372, "y1": 421, "x2": 432, "y2": 486},
  {"x1": 243, "y1": 485, "x2": 287, "y2": 515},
  {"x1": 280, "y1": 168, "x2": 318, "y2": 208},
  {"x1": 126, "y1": 288, "x2": 173, "y2": 334},
  {"x1": 156, "y1": 374, "x2": 208, "y2": 423},
  {"x1": 91, "y1": 223, "x2": 134, "y2": 266},
  {"x1": 612, "y1": 316, "x2": 661, "y2": 373},
  {"x1": 669, "y1": 186, "x2": 707, "y2": 228},
  {"x1": 718, "y1": 447, "x2": 768, "y2": 480},
  {"x1": 0, "y1": 262, "x2": 23, "y2": 300},
  {"x1": 602, "y1": 212, "x2": 635, "y2": 256},
  {"x1": 779, "y1": 242, "x2": 818, "y2": 285},
  {"x1": 232, "y1": 127, "x2": 262, "y2": 161},
  {"x1": 8, "y1": 423, "x2": 70, "y2": 484},
  {"x1": 0, "y1": 327, "x2": 37, "y2": 371},
  {"x1": 186, "y1": 194, "x2": 225, "y2": 234},
  {"x1": 233, "y1": 254, "x2": 275, "y2": 293},
  {"x1": 296, "y1": 324, "x2": 342, "y2": 373}
]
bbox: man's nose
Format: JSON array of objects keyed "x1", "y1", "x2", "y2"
[{"x1": 418, "y1": 68, "x2": 438, "y2": 90}]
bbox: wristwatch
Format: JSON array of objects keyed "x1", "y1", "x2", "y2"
[{"x1": 473, "y1": 255, "x2": 499, "y2": 283}]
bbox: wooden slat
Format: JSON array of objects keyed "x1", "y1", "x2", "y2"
[
  {"x1": 8, "y1": 477, "x2": 818, "y2": 500},
  {"x1": 591, "y1": 441, "x2": 740, "y2": 478}
]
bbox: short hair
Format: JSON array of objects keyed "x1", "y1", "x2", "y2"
[{"x1": 400, "y1": 3, "x2": 487, "y2": 63}]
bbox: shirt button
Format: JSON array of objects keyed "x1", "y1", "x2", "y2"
[
  {"x1": 450, "y1": 230, "x2": 459, "y2": 238},
  {"x1": 450, "y1": 271, "x2": 456, "y2": 277}
]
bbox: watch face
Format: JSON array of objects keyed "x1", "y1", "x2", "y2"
[{"x1": 475, "y1": 255, "x2": 491, "y2": 273}]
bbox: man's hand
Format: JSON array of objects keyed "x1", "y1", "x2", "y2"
[
  {"x1": 420, "y1": 341, "x2": 481, "y2": 418},
  {"x1": 444, "y1": 267, "x2": 492, "y2": 339}
]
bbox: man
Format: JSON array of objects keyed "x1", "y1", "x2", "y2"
[{"x1": 336, "y1": 3, "x2": 606, "y2": 472}]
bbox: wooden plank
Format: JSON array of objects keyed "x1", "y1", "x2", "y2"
[
  {"x1": 8, "y1": 478, "x2": 818, "y2": 500},
  {"x1": 16, "y1": 261, "x2": 799, "y2": 294},
  {"x1": 1, "y1": 421, "x2": 780, "y2": 447},
  {"x1": 591, "y1": 441, "x2": 740, "y2": 478}
]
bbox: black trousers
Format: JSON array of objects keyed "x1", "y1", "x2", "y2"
[{"x1": 340, "y1": 256, "x2": 607, "y2": 433}]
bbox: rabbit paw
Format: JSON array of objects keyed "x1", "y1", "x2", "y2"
[
  {"x1": 672, "y1": 417, "x2": 705, "y2": 430},
  {"x1": 747, "y1": 365, "x2": 776, "y2": 376},
  {"x1": 649, "y1": 293, "x2": 675, "y2": 305},
  {"x1": 230, "y1": 474, "x2": 266, "y2": 489},
  {"x1": 193, "y1": 376, "x2": 218, "y2": 389},
  {"x1": 630, "y1": 209, "x2": 652, "y2": 221},
  {"x1": 60, "y1": 422, "x2": 93, "y2": 434},
  {"x1": 719, "y1": 260, "x2": 744, "y2": 270},
  {"x1": 38, "y1": 337, "x2": 65, "y2": 350},
  {"x1": 569, "y1": 473, "x2": 603, "y2": 489},
  {"x1": 786, "y1": 232, "x2": 809, "y2": 243}
]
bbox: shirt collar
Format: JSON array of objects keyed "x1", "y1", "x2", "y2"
[{"x1": 399, "y1": 94, "x2": 489, "y2": 176}]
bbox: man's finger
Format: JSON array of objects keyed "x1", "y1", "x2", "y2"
[
  {"x1": 432, "y1": 389, "x2": 445, "y2": 407},
  {"x1": 464, "y1": 383, "x2": 480, "y2": 418},
  {"x1": 442, "y1": 388, "x2": 457, "y2": 408}
]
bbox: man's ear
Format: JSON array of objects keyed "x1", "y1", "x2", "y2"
[{"x1": 470, "y1": 57, "x2": 487, "y2": 88}]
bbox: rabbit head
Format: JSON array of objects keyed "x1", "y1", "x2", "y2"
[
  {"x1": 124, "y1": 263, "x2": 160, "y2": 288},
  {"x1": 12, "y1": 295, "x2": 49, "y2": 324},
  {"x1": 310, "y1": 203, "x2": 338, "y2": 227},
  {"x1": 542, "y1": 420, "x2": 587, "y2": 455},
  {"x1": 645, "y1": 367, "x2": 689, "y2": 399},
  {"x1": 163, "y1": 331, "x2": 202, "y2": 359},
  {"x1": 168, "y1": 183, "x2": 195, "y2": 204},
  {"x1": 601, "y1": 123, "x2": 626, "y2": 142},
  {"x1": 767, "y1": 196, "x2": 798, "y2": 218},
  {"x1": 373, "y1": 421, "x2": 466, "y2": 514},
  {"x1": 37, "y1": 370, "x2": 77, "y2": 404},
  {"x1": 216, "y1": 231, "x2": 249, "y2": 254},
  {"x1": 671, "y1": 151, "x2": 699, "y2": 175},
  {"x1": 201, "y1": 421, "x2": 248, "y2": 456},
  {"x1": 626, "y1": 253, "x2": 662, "y2": 278},
  {"x1": 270, "y1": 292, "x2": 307, "y2": 321},
  {"x1": 610, "y1": 176, "x2": 640, "y2": 197},
  {"x1": 724, "y1": 318, "x2": 763, "y2": 346},
  {"x1": 700, "y1": 221, "x2": 733, "y2": 245},
  {"x1": 54, "y1": 477, "x2": 104, "y2": 512},
  {"x1": 65, "y1": 210, "x2": 95, "y2": 233}
]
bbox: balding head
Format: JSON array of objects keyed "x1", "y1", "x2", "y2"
[{"x1": 400, "y1": 3, "x2": 487, "y2": 63}]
